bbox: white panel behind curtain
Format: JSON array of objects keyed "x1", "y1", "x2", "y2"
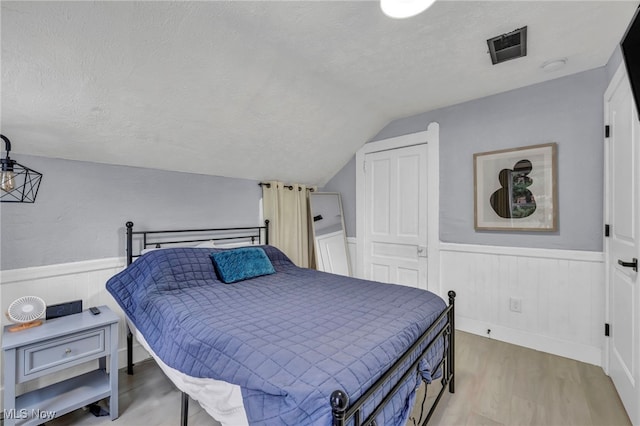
[{"x1": 262, "y1": 181, "x2": 314, "y2": 268}]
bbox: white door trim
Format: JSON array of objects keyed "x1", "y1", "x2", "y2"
[{"x1": 356, "y1": 122, "x2": 440, "y2": 295}]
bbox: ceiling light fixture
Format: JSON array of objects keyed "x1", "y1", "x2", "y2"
[
  {"x1": 380, "y1": 0, "x2": 436, "y2": 19},
  {"x1": 0, "y1": 134, "x2": 43, "y2": 203}
]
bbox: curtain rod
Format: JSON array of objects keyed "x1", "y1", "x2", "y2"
[{"x1": 258, "y1": 182, "x2": 315, "y2": 192}]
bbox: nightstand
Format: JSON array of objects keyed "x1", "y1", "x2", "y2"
[{"x1": 2, "y1": 305, "x2": 119, "y2": 426}]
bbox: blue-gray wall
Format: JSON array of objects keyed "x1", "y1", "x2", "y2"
[
  {"x1": 606, "y1": 45, "x2": 623, "y2": 82},
  {"x1": 0, "y1": 155, "x2": 262, "y2": 269},
  {"x1": 325, "y1": 67, "x2": 609, "y2": 252},
  {"x1": 4, "y1": 57, "x2": 625, "y2": 270},
  {"x1": 321, "y1": 156, "x2": 356, "y2": 238}
]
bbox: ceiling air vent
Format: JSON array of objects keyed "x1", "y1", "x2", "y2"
[{"x1": 487, "y1": 26, "x2": 527, "y2": 65}]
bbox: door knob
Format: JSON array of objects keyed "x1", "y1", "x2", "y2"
[{"x1": 618, "y1": 258, "x2": 638, "y2": 272}]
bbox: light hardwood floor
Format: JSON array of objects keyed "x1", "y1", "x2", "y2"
[
  {"x1": 410, "y1": 331, "x2": 630, "y2": 426},
  {"x1": 44, "y1": 331, "x2": 630, "y2": 426}
]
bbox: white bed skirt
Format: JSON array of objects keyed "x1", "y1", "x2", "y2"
[{"x1": 131, "y1": 321, "x2": 249, "y2": 426}]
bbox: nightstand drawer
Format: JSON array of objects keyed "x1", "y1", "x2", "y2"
[{"x1": 17, "y1": 328, "x2": 107, "y2": 382}]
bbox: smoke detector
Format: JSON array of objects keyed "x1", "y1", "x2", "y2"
[
  {"x1": 487, "y1": 26, "x2": 528, "y2": 65},
  {"x1": 541, "y1": 58, "x2": 567, "y2": 72}
]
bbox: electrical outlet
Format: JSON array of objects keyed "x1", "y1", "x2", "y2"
[{"x1": 509, "y1": 297, "x2": 522, "y2": 313}]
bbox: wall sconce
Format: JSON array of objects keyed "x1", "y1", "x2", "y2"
[{"x1": 1, "y1": 134, "x2": 43, "y2": 203}]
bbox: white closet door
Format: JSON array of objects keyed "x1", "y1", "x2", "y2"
[{"x1": 362, "y1": 144, "x2": 428, "y2": 288}]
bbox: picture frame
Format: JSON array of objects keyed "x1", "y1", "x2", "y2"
[{"x1": 474, "y1": 142, "x2": 557, "y2": 231}]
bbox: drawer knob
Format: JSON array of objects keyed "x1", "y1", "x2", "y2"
[{"x1": 65, "y1": 348, "x2": 72, "y2": 354}]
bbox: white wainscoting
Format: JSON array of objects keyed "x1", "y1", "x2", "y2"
[
  {"x1": 0, "y1": 241, "x2": 605, "y2": 408},
  {"x1": 347, "y1": 237, "x2": 357, "y2": 277},
  {"x1": 440, "y1": 243, "x2": 605, "y2": 366},
  {"x1": 0, "y1": 258, "x2": 151, "y2": 409}
]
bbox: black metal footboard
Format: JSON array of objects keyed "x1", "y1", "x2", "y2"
[{"x1": 331, "y1": 290, "x2": 456, "y2": 426}]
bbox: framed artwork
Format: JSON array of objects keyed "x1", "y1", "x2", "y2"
[{"x1": 474, "y1": 142, "x2": 557, "y2": 231}]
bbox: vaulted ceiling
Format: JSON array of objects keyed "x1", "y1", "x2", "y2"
[{"x1": 1, "y1": 1, "x2": 637, "y2": 185}]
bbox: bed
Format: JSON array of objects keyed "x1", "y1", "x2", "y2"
[{"x1": 106, "y1": 221, "x2": 455, "y2": 426}]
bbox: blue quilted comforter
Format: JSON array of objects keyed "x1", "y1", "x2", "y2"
[{"x1": 106, "y1": 246, "x2": 447, "y2": 425}]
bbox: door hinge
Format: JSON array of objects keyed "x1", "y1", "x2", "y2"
[
  {"x1": 605, "y1": 125, "x2": 611, "y2": 138},
  {"x1": 605, "y1": 323, "x2": 610, "y2": 337},
  {"x1": 605, "y1": 224, "x2": 610, "y2": 237},
  {"x1": 363, "y1": 160, "x2": 367, "y2": 173}
]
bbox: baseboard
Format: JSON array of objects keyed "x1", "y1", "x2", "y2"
[{"x1": 457, "y1": 316, "x2": 602, "y2": 367}]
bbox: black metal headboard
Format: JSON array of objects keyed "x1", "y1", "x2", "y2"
[{"x1": 125, "y1": 220, "x2": 270, "y2": 266}]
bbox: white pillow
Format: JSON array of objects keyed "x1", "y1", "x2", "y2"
[
  {"x1": 139, "y1": 240, "x2": 250, "y2": 256},
  {"x1": 195, "y1": 240, "x2": 217, "y2": 248},
  {"x1": 214, "y1": 240, "x2": 257, "y2": 249},
  {"x1": 141, "y1": 247, "x2": 163, "y2": 255},
  {"x1": 140, "y1": 241, "x2": 212, "y2": 255}
]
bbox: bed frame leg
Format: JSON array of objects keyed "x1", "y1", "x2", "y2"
[
  {"x1": 127, "y1": 325, "x2": 134, "y2": 375},
  {"x1": 447, "y1": 290, "x2": 456, "y2": 394},
  {"x1": 125, "y1": 221, "x2": 135, "y2": 376},
  {"x1": 181, "y1": 392, "x2": 189, "y2": 426},
  {"x1": 330, "y1": 390, "x2": 349, "y2": 426}
]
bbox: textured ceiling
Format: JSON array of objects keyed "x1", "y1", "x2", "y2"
[{"x1": 1, "y1": 1, "x2": 638, "y2": 185}]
